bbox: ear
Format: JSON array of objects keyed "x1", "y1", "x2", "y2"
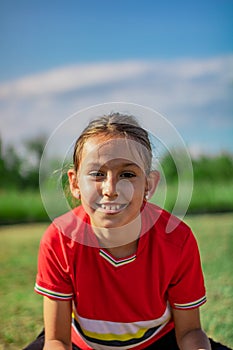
[
  {"x1": 146, "y1": 170, "x2": 160, "y2": 200},
  {"x1": 67, "y1": 169, "x2": 80, "y2": 199}
]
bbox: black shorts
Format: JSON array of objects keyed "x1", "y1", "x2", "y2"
[{"x1": 23, "y1": 328, "x2": 232, "y2": 350}]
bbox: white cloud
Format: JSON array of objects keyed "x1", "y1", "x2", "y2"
[
  {"x1": 0, "y1": 56, "x2": 232, "y2": 102},
  {"x1": 0, "y1": 55, "x2": 232, "y2": 154},
  {"x1": 0, "y1": 61, "x2": 150, "y2": 99}
]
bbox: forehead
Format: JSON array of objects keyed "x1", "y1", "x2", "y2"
[{"x1": 80, "y1": 136, "x2": 147, "y2": 169}]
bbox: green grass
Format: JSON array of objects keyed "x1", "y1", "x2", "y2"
[
  {"x1": 0, "y1": 190, "x2": 48, "y2": 224},
  {"x1": 0, "y1": 214, "x2": 233, "y2": 349},
  {"x1": 153, "y1": 181, "x2": 233, "y2": 214},
  {"x1": 0, "y1": 224, "x2": 46, "y2": 350},
  {"x1": 185, "y1": 214, "x2": 233, "y2": 348},
  {"x1": 189, "y1": 181, "x2": 233, "y2": 213}
]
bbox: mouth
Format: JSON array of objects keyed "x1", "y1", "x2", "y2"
[{"x1": 95, "y1": 203, "x2": 128, "y2": 214}]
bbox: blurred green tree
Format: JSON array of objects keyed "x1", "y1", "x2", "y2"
[{"x1": 0, "y1": 135, "x2": 47, "y2": 190}]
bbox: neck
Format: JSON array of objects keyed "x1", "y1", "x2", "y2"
[
  {"x1": 92, "y1": 215, "x2": 141, "y2": 256},
  {"x1": 105, "y1": 240, "x2": 138, "y2": 259}
]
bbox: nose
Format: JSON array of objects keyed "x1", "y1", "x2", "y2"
[{"x1": 102, "y1": 174, "x2": 118, "y2": 198}]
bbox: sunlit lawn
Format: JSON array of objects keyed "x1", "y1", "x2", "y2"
[{"x1": 0, "y1": 214, "x2": 233, "y2": 349}]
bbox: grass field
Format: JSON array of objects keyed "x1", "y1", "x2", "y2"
[{"x1": 0, "y1": 214, "x2": 233, "y2": 349}]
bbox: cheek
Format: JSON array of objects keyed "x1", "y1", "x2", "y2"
[
  {"x1": 116, "y1": 179, "x2": 135, "y2": 201},
  {"x1": 79, "y1": 178, "x2": 99, "y2": 203},
  {"x1": 78, "y1": 178, "x2": 145, "y2": 205}
]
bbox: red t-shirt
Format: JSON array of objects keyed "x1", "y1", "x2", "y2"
[{"x1": 35, "y1": 203, "x2": 206, "y2": 349}]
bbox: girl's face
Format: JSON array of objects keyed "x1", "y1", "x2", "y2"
[{"x1": 69, "y1": 136, "x2": 157, "y2": 229}]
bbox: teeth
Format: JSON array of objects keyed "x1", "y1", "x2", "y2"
[{"x1": 101, "y1": 204, "x2": 121, "y2": 211}]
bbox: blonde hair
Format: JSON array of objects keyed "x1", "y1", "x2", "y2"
[{"x1": 73, "y1": 113, "x2": 152, "y2": 173}]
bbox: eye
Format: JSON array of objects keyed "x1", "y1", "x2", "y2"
[
  {"x1": 88, "y1": 171, "x2": 105, "y2": 178},
  {"x1": 120, "y1": 171, "x2": 136, "y2": 178}
]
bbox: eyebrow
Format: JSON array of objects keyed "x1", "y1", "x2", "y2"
[
  {"x1": 120, "y1": 162, "x2": 141, "y2": 168},
  {"x1": 85, "y1": 162, "x2": 141, "y2": 169}
]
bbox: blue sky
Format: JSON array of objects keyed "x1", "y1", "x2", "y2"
[
  {"x1": 1, "y1": 0, "x2": 232, "y2": 80},
  {"x1": 0, "y1": 0, "x2": 233, "y2": 155}
]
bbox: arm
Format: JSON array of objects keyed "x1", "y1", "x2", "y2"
[
  {"x1": 173, "y1": 308, "x2": 211, "y2": 350},
  {"x1": 43, "y1": 296, "x2": 72, "y2": 350}
]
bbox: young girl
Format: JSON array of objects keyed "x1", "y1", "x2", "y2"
[{"x1": 24, "y1": 113, "x2": 231, "y2": 350}]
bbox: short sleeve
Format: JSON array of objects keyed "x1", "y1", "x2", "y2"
[
  {"x1": 168, "y1": 230, "x2": 207, "y2": 310},
  {"x1": 34, "y1": 223, "x2": 74, "y2": 300}
]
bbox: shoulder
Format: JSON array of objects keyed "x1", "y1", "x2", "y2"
[
  {"x1": 143, "y1": 202, "x2": 193, "y2": 249},
  {"x1": 41, "y1": 205, "x2": 90, "y2": 247}
]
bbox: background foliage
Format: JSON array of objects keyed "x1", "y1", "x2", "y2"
[{"x1": 0, "y1": 136, "x2": 233, "y2": 223}]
